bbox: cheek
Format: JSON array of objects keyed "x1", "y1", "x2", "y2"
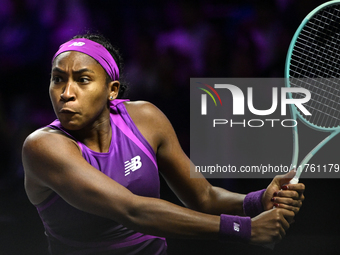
[
  {"x1": 83, "y1": 87, "x2": 108, "y2": 109},
  {"x1": 49, "y1": 88, "x2": 59, "y2": 106},
  {"x1": 96, "y1": 83, "x2": 109, "y2": 98}
]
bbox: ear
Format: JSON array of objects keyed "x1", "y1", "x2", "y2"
[{"x1": 108, "y1": 81, "x2": 120, "y2": 100}]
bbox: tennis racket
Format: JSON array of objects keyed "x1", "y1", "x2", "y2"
[
  {"x1": 265, "y1": 2, "x2": 340, "y2": 249},
  {"x1": 285, "y1": 0, "x2": 340, "y2": 184}
]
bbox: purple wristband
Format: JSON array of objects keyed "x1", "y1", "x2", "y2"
[
  {"x1": 219, "y1": 214, "x2": 251, "y2": 243},
  {"x1": 243, "y1": 189, "x2": 266, "y2": 218}
]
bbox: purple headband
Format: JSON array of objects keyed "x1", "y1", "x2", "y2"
[{"x1": 52, "y1": 38, "x2": 119, "y2": 81}]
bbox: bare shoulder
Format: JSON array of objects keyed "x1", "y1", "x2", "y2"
[
  {"x1": 23, "y1": 127, "x2": 82, "y2": 204},
  {"x1": 124, "y1": 101, "x2": 175, "y2": 151},
  {"x1": 124, "y1": 101, "x2": 167, "y2": 124},
  {"x1": 23, "y1": 127, "x2": 80, "y2": 159},
  {"x1": 23, "y1": 127, "x2": 82, "y2": 179}
]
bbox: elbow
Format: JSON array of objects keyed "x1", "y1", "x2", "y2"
[
  {"x1": 117, "y1": 195, "x2": 161, "y2": 235},
  {"x1": 115, "y1": 195, "x2": 148, "y2": 229}
]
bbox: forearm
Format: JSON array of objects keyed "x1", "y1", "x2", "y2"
[
  {"x1": 112, "y1": 194, "x2": 250, "y2": 243},
  {"x1": 51, "y1": 172, "x2": 221, "y2": 240},
  {"x1": 124, "y1": 195, "x2": 221, "y2": 239},
  {"x1": 198, "y1": 186, "x2": 246, "y2": 216},
  {"x1": 57, "y1": 182, "x2": 221, "y2": 240}
]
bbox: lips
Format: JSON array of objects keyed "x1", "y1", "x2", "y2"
[{"x1": 60, "y1": 108, "x2": 77, "y2": 114}]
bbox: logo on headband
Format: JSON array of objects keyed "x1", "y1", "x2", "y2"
[{"x1": 69, "y1": 42, "x2": 85, "y2": 47}]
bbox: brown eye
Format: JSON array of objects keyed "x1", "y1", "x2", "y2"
[
  {"x1": 79, "y1": 77, "x2": 90, "y2": 83},
  {"x1": 52, "y1": 76, "x2": 62, "y2": 83}
]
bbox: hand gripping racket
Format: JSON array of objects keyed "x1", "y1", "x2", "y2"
[{"x1": 285, "y1": 0, "x2": 340, "y2": 184}]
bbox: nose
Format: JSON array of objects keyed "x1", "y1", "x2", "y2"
[{"x1": 60, "y1": 81, "x2": 76, "y2": 102}]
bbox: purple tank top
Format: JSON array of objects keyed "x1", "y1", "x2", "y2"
[{"x1": 36, "y1": 100, "x2": 167, "y2": 255}]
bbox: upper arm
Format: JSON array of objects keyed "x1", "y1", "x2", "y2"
[
  {"x1": 156, "y1": 112, "x2": 215, "y2": 211},
  {"x1": 22, "y1": 129, "x2": 136, "y2": 223},
  {"x1": 125, "y1": 101, "x2": 214, "y2": 211}
]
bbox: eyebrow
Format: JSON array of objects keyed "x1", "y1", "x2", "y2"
[{"x1": 52, "y1": 67, "x2": 95, "y2": 74}]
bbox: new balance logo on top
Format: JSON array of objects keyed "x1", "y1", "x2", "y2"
[
  {"x1": 233, "y1": 222, "x2": 240, "y2": 232},
  {"x1": 69, "y1": 42, "x2": 85, "y2": 47},
  {"x1": 124, "y1": 155, "x2": 142, "y2": 176}
]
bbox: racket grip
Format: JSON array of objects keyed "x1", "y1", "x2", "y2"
[{"x1": 289, "y1": 177, "x2": 299, "y2": 184}]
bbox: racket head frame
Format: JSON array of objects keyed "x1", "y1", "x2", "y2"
[
  {"x1": 285, "y1": 0, "x2": 340, "y2": 132},
  {"x1": 284, "y1": 0, "x2": 340, "y2": 181}
]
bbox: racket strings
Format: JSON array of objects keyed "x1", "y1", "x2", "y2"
[
  {"x1": 294, "y1": 90, "x2": 340, "y2": 113},
  {"x1": 289, "y1": 4, "x2": 340, "y2": 128}
]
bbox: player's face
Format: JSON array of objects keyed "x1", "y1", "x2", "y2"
[{"x1": 49, "y1": 51, "x2": 115, "y2": 131}]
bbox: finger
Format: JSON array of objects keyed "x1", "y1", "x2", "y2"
[
  {"x1": 272, "y1": 226, "x2": 285, "y2": 244},
  {"x1": 279, "y1": 190, "x2": 305, "y2": 202},
  {"x1": 282, "y1": 183, "x2": 305, "y2": 193},
  {"x1": 280, "y1": 208, "x2": 295, "y2": 224},
  {"x1": 275, "y1": 169, "x2": 296, "y2": 186},
  {"x1": 273, "y1": 202, "x2": 301, "y2": 215},
  {"x1": 272, "y1": 197, "x2": 302, "y2": 208},
  {"x1": 278, "y1": 225, "x2": 287, "y2": 241},
  {"x1": 277, "y1": 213, "x2": 290, "y2": 232},
  {"x1": 276, "y1": 190, "x2": 300, "y2": 199}
]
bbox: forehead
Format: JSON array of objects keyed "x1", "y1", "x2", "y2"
[{"x1": 52, "y1": 51, "x2": 100, "y2": 70}]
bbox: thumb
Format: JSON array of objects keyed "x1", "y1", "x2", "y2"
[{"x1": 277, "y1": 169, "x2": 296, "y2": 186}]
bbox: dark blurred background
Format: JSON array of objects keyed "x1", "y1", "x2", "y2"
[{"x1": 0, "y1": 0, "x2": 339, "y2": 254}]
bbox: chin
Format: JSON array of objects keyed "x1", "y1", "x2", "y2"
[{"x1": 59, "y1": 119, "x2": 83, "y2": 131}]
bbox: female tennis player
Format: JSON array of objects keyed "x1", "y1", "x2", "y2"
[{"x1": 22, "y1": 33, "x2": 305, "y2": 255}]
